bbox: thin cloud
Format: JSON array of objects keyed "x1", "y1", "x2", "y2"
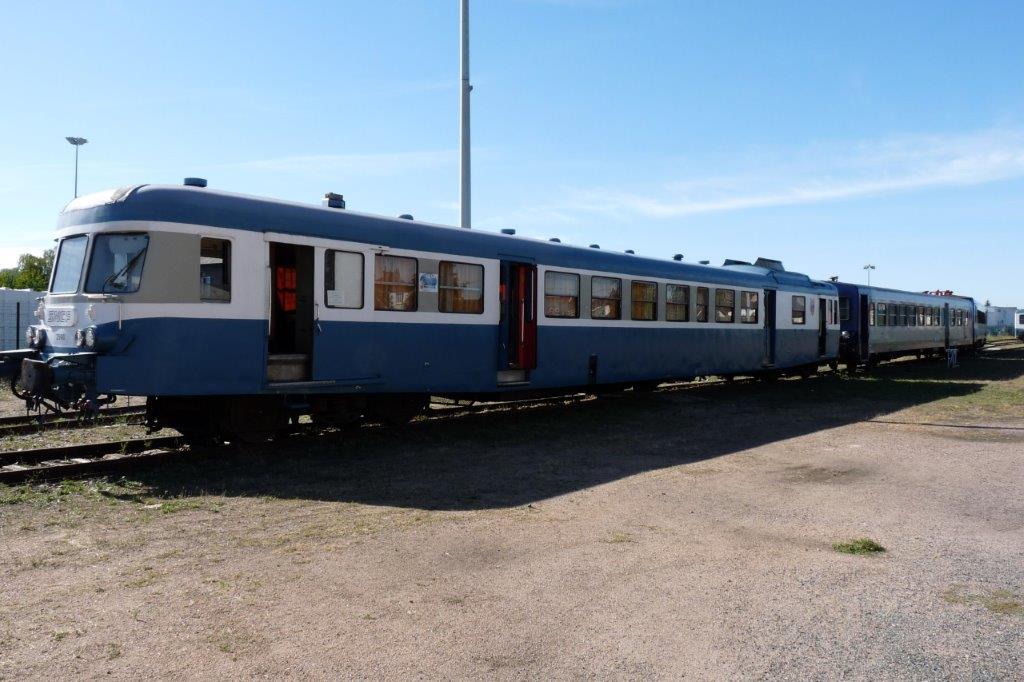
[
  {"x1": 226, "y1": 149, "x2": 456, "y2": 176},
  {"x1": 518, "y1": 128, "x2": 1024, "y2": 221}
]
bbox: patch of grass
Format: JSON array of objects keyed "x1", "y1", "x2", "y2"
[
  {"x1": 105, "y1": 642, "x2": 123, "y2": 660},
  {"x1": 832, "y1": 537, "x2": 886, "y2": 555},
  {"x1": 943, "y1": 586, "x2": 1023, "y2": 616},
  {"x1": 602, "y1": 530, "x2": 636, "y2": 544}
]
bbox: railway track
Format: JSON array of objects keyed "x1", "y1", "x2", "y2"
[
  {"x1": 0, "y1": 405, "x2": 146, "y2": 438},
  {"x1": 0, "y1": 436, "x2": 182, "y2": 484}
]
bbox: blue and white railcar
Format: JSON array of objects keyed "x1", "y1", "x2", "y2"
[
  {"x1": 2, "y1": 182, "x2": 840, "y2": 441},
  {"x1": 835, "y1": 282, "x2": 981, "y2": 366}
]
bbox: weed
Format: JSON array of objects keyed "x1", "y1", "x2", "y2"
[
  {"x1": 832, "y1": 537, "x2": 886, "y2": 555},
  {"x1": 105, "y1": 642, "x2": 123, "y2": 660},
  {"x1": 943, "y1": 586, "x2": 1023, "y2": 616},
  {"x1": 602, "y1": 530, "x2": 636, "y2": 544}
]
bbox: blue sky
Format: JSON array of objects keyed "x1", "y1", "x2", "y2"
[{"x1": 2, "y1": 1, "x2": 1022, "y2": 304}]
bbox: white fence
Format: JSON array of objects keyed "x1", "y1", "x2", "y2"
[{"x1": 0, "y1": 289, "x2": 42, "y2": 351}]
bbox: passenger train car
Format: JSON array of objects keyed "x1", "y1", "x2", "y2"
[
  {"x1": 835, "y1": 282, "x2": 983, "y2": 367},
  {"x1": 2, "y1": 181, "x2": 841, "y2": 442}
]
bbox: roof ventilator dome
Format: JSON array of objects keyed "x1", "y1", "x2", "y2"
[
  {"x1": 323, "y1": 192, "x2": 346, "y2": 209},
  {"x1": 398, "y1": 214, "x2": 414, "y2": 220},
  {"x1": 183, "y1": 177, "x2": 207, "y2": 188},
  {"x1": 673, "y1": 254, "x2": 684, "y2": 261},
  {"x1": 589, "y1": 244, "x2": 600, "y2": 249},
  {"x1": 501, "y1": 228, "x2": 516, "y2": 235}
]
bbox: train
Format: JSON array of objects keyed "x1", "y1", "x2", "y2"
[{"x1": 0, "y1": 180, "x2": 987, "y2": 443}]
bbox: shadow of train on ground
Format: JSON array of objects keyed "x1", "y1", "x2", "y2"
[{"x1": 128, "y1": 347, "x2": 1024, "y2": 511}]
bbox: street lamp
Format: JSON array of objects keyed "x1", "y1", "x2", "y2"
[
  {"x1": 863, "y1": 264, "x2": 875, "y2": 288},
  {"x1": 65, "y1": 136, "x2": 88, "y2": 198},
  {"x1": 459, "y1": 0, "x2": 472, "y2": 228}
]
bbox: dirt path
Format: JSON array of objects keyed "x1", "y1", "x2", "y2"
[{"x1": 1, "y1": 349, "x2": 1022, "y2": 679}]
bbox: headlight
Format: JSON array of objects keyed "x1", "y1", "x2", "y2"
[
  {"x1": 841, "y1": 330, "x2": 851, "y2": 340},
  {"x1": 25, "y1": 326, "x2": 35, "y2": 347},
  {"x1": 84, "y1": 327, "x2": 97, "y2": 349},
  {"x1": 75, "y1": 329, "x2": 85, "y2": 347}
]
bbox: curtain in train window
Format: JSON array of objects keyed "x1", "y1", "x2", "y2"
[
  {"x1": 666, "y1": 284, "x2": 690, "y2": 321},
  {"x1": 591, "y1": 276, "x2": 621, "y2": 319},
  {"x1": 792, "y1": 295, "x2": 806, "y2": 325},
  {"x1": 715, "y1": 289, "x2": 735, "y2": 323},
  {"x1": 439, "y1": 261, "x2": 484, "y2": 314},
  {"x1": 695, "y1": 287, "x2": 709, "y2": 322},
  {"x1": 200, "y1": 238, "x2": 231, "y2": 302},
  {"x1": 631, "y1": 280, "x2": 657, "y2": 320},
  {"x1": 544, "y1": 271, "x2": 579, "y2": 318},
  {"x1": 740, "y1": 291, "x2": 759, "y2": 324},
  {"x1": 374, "y1": 254, "x2": 417, "y2": 311},
  {"x1": 917, "y1": 306, "x2": 925, "y2": 326},
  {"x1": 325, "y1": 250, "x2": 363, "y2": 309}
]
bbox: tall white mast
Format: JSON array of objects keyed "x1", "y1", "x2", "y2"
[{"x1": 459, "y1": 0, "x2": 472, "y2": 228}]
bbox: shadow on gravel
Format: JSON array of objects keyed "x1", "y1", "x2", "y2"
[{"x1": 128, "y1": 347, "x2": 1023, "y2": 511}]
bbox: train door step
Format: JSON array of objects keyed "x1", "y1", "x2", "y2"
[
  {"x1": 497, "y1": 369, "x2": 530, "y2": 386},
  {"x1": 267, "y1": 353, "x2": 309, "y2": 383}
]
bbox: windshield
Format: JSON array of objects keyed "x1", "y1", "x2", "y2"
[
  {"x1": 50, "y1": 235, "x2": 89, "y2": 293},
  {"x1": 84, "y1": 233, "x2": 149, "y2": 293}
]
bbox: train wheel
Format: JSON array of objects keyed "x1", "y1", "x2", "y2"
[
  {"x1": 219, "y1": 398, "x2": 288, "y2": 444},
  {"x1": 367, "y1": 395, "x2": 428, "y2": 427}
]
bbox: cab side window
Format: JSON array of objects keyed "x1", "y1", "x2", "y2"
[{"x1": 200, "y1": 238, "x2": 231, "y2": 302}]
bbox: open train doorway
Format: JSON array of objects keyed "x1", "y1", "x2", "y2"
[
  {"x1": 818, "y1": 297, "x2": 827, "y2": 356},
  {"x1": 762, "y1": 289, "x2": 776, "y2": 366},
  {"x1": 267, "y1": 242, "x2": 314, "y2": 382},
  {"x1": 858, "y1": 294, "x2": 870, "y2": 359},
  {"x1": 497, "y1": 261, "x2": 537, "y2": 385}
]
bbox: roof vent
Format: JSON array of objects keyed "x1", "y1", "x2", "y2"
[
  {"x1": 723, "y1": 259, "x2": 752, "y2": 266},
  {"x1": 549, "y1": 237, "x2": 561, "y2": 243},
  {"x1": 753, "y1": 257, "x2": 785, "y2": 272},
  {"x1": 501, "y1": 228, "x2": 516, "y2": 235},
  {"x1": 398, "y1": 214, "x2": 414, "y2": 220},
  {"x1": 183, "y1": 177, "x2": 207, "y2": 188},
  {"x1": 625, "y1": 249, "x2": 635, "y2": 254},
  {"x1": 699, "y1": 260, "x2": 710, "y2": 265},
  {"x1": 322, "y1": 192, "x2": 346, "y2": 209},
  {"x1": 672, "y1": 254, "x2": 683, "y2": 261},
  {"x1": 589, "y1": 244, "x2": 600, "y2": 249}
]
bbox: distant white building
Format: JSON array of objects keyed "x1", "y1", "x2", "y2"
[
  {"x1": 0, "y1": 288, "x2": 41, "y2": 351},
  {"x1": 985, "y1": 305, "x2": 1018, "y2": 336}
]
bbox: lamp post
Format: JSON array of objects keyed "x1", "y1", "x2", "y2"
[
  {"x1": 459, "y1": 0, "x2": 471, "y2": 228},
  {"x1": 65, "y1": 137, "x2": 88, "y2": 198},
  {"x1": 863, "y1": 264, "x2": 875, "y2": 288}
]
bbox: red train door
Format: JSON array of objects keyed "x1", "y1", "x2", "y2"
[{"x1": 499, "y1": 262, "x2": 537, "y2": 373}]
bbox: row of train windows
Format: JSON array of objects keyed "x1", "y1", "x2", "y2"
[
  {"x1": 325, "y1": 251, "x2": 484, "y2": 313},
  {"x1": 543, "y1": 271, "x2": 761, "y2": 323},
  {"x1": 868, "y1": 303, "x2": 969, "y2": 327}
]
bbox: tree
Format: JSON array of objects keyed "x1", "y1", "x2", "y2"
[{"x1": 0, "y1": 249, "x2": 54, "y2": 291}]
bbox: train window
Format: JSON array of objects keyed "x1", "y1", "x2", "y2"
[
  {"x1": 975, "y1": 310, "x2": 985, "y2": 325},
  {"x1": 935, "y1": 307, "x2": 942, "y2": 326},
  {"x1": 50, "y1": 235, "x2": 89, "y2": 293},
  {"x1": 696, "y1": 287, "x2": 709, "y2": 322},
  {"x1": 792, "y1": 295, "x2": 806, "y2": 325},
  {"x1": 898, "y1": 305, "x2": 907, "y2": 326},
  {"x1": 910, "y1": 306, "x2": 917, "y2": 326},
  {"x1": 917, "y1": 306, "x2": 925, "y2": 326},
  {"x1": 888, "y1": 304, "x2": 897, "y2": 326},
  {"x1": 925, "y1": 308, "x2": 933, "y2": 326},
  {"x1": 666, "y1": 284, "x2": 690, "y2": 321},
  {"x1": 715, "y1": 289, "x2": 735, "y2": 323},
  {"x1": 544, "y1": 271, "x2": 579, "y2": 318},
  {"x1": 1019, "y1": 313, "x2": 1024, "y2": 325},
  {"x1": 877, "y1": 303, "x2": 887, "y2": 326},
  {"x1": 740, "y1": 291, "x2": 759, "y2": 324},
  {"x1": 439, "y1": 261, "x2": 484, "y2": 314},
  {"x1": 200, "y1": 238, "x2": 231, "y2": 302},
  {"x1": 591, "y1": 276, "x2": 622, "y2": 319},
  {"x1": 839, "y1": 298, "x2": 850, "y2": 322},
  {"x1": 631, "y1": 280, "x2": 657, "y2": 321},
  {"x1": 374, "y1": 254, "x2": 417, "y2": 311},
  {"x1": 84, "y1": 233, "x2": 149, "y2": 294},
  {"x1": 325, "y1": 250, "x2": 364, "y2": 309}
]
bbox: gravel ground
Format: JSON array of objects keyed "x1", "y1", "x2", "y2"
[{"x1": 0, "y1": 346, "x2": 1022, "y2": 679}]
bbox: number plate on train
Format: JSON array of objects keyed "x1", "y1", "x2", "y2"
[{"x1": 45, "y1": 307, "x2": 76, "y2": 327}]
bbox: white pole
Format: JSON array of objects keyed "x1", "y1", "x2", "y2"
[{"x1": 459, "y1": 0, "x2": 472, "y2": 228}]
